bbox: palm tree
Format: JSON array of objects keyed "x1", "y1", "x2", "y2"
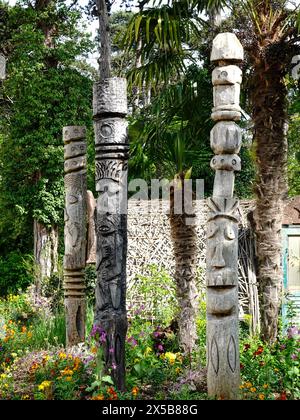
[{"x1": 125, "y1": 0, "x2": 300, "y2": 343}]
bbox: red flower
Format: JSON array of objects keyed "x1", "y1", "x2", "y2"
[
  {"x1": 244, "y1": 344, "x2": 251, "y2": 351},
  {"x1": 253, "y1": 346, "x2": 264, "y2": 356},
  {"x1": 240, "y1": 363, "x2": 245, "y2": 370},
  {"x1": 278, "y1": 392, "x2": 287, "y2": 400}
]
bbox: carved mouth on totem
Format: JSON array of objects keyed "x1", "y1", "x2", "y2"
[
  {"x1": 207, "y1": 268, "x2": 237, "y2": 286},
  {"x1": 98, "y1": 224, "x2": 116, "y2": 236}
]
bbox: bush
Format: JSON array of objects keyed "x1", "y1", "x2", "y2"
[
  {"x1": 127, "y1": 264, "x2": 178, "y2": 326},
  {"x1": 0, "y1": 252, "x2": 33, "y2": 296}
]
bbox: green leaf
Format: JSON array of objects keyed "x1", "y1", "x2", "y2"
[
  {"x1": 135, "y1": 14, "x2": 143, "y2": 42},
  {"x1": 185, "y1": 167, "x2": 193, "y2": 180},
  {"x1": 102, "y1": 375, "x2": 114, "y2": 385}
]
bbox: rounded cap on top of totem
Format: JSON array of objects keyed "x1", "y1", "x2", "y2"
[
  {"x1": 0, "y1": 54, "x2": 6, "y2": 80},
  {"x1": 210, "y1": 33, "x2": 244, "y2": 63}
]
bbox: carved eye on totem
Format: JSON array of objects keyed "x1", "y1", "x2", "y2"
[
  {"x1": 68, "y1": 194, "x2": 78, "y2": 204},
  {"x1": 99, "y1": 225, "x2": 111, "y2": 234},
  {"x1": 225, "y1": 225, "x2": 235, "y2": 241}
]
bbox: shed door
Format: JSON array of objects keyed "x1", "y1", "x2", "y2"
[{"x1": 283, "y1": 227, "x2": 300, "y2": 325}]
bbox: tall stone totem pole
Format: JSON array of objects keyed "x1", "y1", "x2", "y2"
[
  {"x1": 206, "y1": 33, "x2": 244, "y2": 399},
  {"x1": 63, "y1": 126, "x2": 87, "y2": 348},
  {"x1": 93, "y1": 78, "x2": 128, "y2": 391}
]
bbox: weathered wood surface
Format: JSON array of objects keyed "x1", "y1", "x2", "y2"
[
  {"x1": 86, "y1": 190, "x2": 97, "y2": 264},
  {"x1": 0, "y1": 54, "x2": 5, "y2": 80},
  {"x1": 63, "y1": 126, "x2": 87, "y2": 347},
  {"x1": 206, "y1": 33, "x2": 244, "y2": 399},
  {"x1": 93, "y1": 77, "x2": 128, "y2": 391}
]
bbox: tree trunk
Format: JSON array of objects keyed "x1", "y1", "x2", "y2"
[
  {"x1": 34, "y1": 220, "x2": 58, "y2": 294},
  {"x1": 251, "y1": 63, "x2": 288, "y2": 343},
  {"x1": 96, "y1": 0, "x2": 111, "y2": 80},
  {"x1": 170, "y1": 175, "x2": 198, "y2": 355}
]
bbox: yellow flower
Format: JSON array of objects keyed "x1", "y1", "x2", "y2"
[
  {"x1": 258, "y1": 394, "x2": 265, "y2": 400},
  {"x1": 65, "y1": 376, "x2": 72, "y2": 382},
  {"x1": 21, "y1": 394, "x2": 30, "y2": 400},
  {"x1": 250, "y1": 387, "x2": 257, "y2": 393},
  {"x1": 91, "y1": 346, "x2": 98, "y2": 354},
  {"x1": 58, "y1": 352, "x2": 67, "y2": 360},
  {"x1": 38, "y1": 381, "x2": 52, "y2": 391},
  {"x1": 263, "y1": 384, "x2": 268, "y2": 389},
  {"x1": 274, "y1": 368, "x2": 279, "y2": 372},
  {"x1": 175, "y1": 367, "x2": 181, "y2": 374},
  {"x1": 164, "y1": 352, "x2": 177, "y2": 365},
  {"x1": 145, "y1": 347, "x2": 152, "y2": 355},
  {"x1": 61, "y1": 368, "x2": 73, "y2": 376},
  {"x1": 0, "y1": 374, "x2": 7, "y2": 379},
  {"x1": 11, "y1": 353, "x2": 18, "y2": 358},
  {"x1": 27, "y1": 332, "x2": 33, "y2": 339},
  {"x1": 239, "y1": 385, "x2": 245, "y2": 390},
  {"x1": 245, "y1": 382, "x2": 252, "y2": 389}
]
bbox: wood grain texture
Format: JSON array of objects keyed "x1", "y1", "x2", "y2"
[
  {"x1": 206, "y1": 33, "x2": 243, "y2": 399},
  {"x1": 63, "y1": 126, "x2": 87, "y2": 347},
  {"x1": 93, "y1": 78, "x2": 128, "y2": 391}
]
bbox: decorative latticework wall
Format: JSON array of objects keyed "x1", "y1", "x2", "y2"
[{"x1": 127, "y1": 199, "x2": 260, "y2": 332}]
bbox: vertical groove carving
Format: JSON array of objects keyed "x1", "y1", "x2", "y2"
[
  {"x1": 63, "y1": 126, "x2": 87, "y2": 347},
  {"x1": 206, "y1": 33, "x2": 243, "y2": 399}
]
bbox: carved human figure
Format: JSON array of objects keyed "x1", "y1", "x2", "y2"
[
  {"x1": 63, "y1": 126, "x2": 87, "y2": 347},
  {"x1": 93, "y1": 78, "x2": 128, "y2": 391},
  {"x1": 206, "y1": 33, "x2": 243, "y2": 399}
]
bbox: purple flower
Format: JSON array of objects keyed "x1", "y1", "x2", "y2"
[
  {"x1": 109, "y1": 347, "x2": 114, "y2": 354},
  {"x1": 157, "y1": 344, "x2": 164, "y2": 351},
  {"x1": 112, "y1": 362, "x2": 117, "y2": 370},
  {"x1": 0, "y1": 346, "x2": 3, "y2": 351},
  {"x1": 280, "y1": 344, "x2": 286, "y2": 350},
  {"x1": 90, "y1": 324, "x2": 107, "y2": 344},
  {"x1": 83, "y1": 355, "x2": 94, "y2": 365},
  {"x1": 126, "y1": 336, "x2": 138, "y2": 346},
  {"x1": 153, "y1": 331, "x2": 160, "y2": 338},
  {"x1": 291, "y1": 354, "x2": 298, "y2": 360},
  {"x1": 287, "y1": 326, "x2": 300, "y2": 339}
]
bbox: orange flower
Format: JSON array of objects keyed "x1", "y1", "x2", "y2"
[
  {"x1": 253, "y1": 346, "x2": 263, "y2": 356},
  {"x1": 258, "y1": 394, "x2": 265, "y2": 400},
  {"x1": 21, "y1": 326, "x2": 27, "y2": 333},
  {"x1": 92, "y1": 394, "x2": 105, "y2": 400},
  {"x1": 132, "y1": 386, "x2": 139, "y2": 397},
  {"x1": 107, "y1": 387, "x2": 118, "y2": 400},
  {"x1": 250, "y1": 387, "x2": 257, "y2": 393},
  {"x1": 73, "y1": 357, "x2": 81, "y2": 371}
]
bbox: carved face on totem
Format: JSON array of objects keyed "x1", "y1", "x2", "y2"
[
  {"x1": 206, "y1": 198, "x2": 239, "y2": 286},
  {"x1": 96, "y1": 171, "x2": 127, "y2": 215},
  {"x1": 65, "y1": 192, "x2": 83, "y2": 251},
  {"x1": 96, "y1": 209, "x2": 123, "y2": 311}
]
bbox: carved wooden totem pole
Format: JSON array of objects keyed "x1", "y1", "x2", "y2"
[
  {"x1": 63, "y1": 126, "x2": 87, "y2": 348},
  {"x1": 93, "y1": 78, "x2": 128, "y2": 390},
  {"x1": 206, "y1": 33, "x2": 244, "y2": 399}
]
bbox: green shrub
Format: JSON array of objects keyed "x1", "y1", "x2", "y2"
[{"x1": 0, "y1": 252, "x2": 33, "y2": 296}]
